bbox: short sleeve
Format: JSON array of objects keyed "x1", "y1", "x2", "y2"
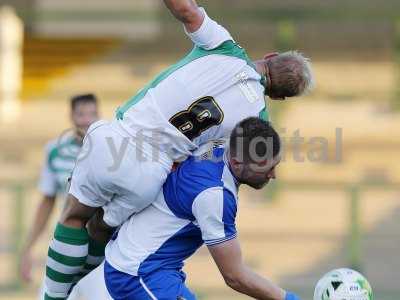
[
  {"x1": 38, "y1": 144, "x2": 58, "y2": 197},
  {"x1": 68, "y1": 165, "x2": 102, "y2": 207},
  {"x1": 192, "y1": 187, "x2": 237, "y2": 246},
  {"x1": 184, "y1": 8, "x2": 234, "y2": 50}
]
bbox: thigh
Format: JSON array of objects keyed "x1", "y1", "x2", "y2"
[
  {"x1": 105, "y1": 262, "x2": 196, "y2": 300},
  {"x1": 141, "y1": 270, "x2": 196, "y2": 300},
  {"x1": 102, "y1": 160, "x2": 171, "y2": 227},
  {"x1": 71, "y1": 120, "x2": 173, "y2": 227},
  {"x1": 60, "y1": 194, "x2": 99, "y2": 227},
  {"x1": 87, "y1": 209, "x2": 115, "y2": 243}
]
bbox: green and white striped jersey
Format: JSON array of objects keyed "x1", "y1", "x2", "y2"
[{"x1": 38, "y1": 135, "x2": 81, "y2": 198}]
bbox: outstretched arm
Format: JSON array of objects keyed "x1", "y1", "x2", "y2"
[
  {"x1": 162, "y1": 0, "x2": 204, "y2": 32},
  {"x1": 208, "y1": 238, "x2": 290, "y2": 300},
  {"x1": 20, "y1": 195, "x2": 56, "y2": 282},
  {"x1": 194, "y1": 189, "x2": 298, "y2": 299}
]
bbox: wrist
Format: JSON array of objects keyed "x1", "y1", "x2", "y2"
[
  {"x1": 285, "y1": 291, "x2": 300, "y2": 300},
  {"x1": 22, "y1": 246, "x2": 32, "y2": 255},
  {"x1": 22, "y1": 241, "x2": 34, "y2": 253}
]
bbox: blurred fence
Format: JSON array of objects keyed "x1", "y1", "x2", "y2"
[
  {"x1": 0, "y1": 181, "x2": 27, "y2": 292},
  {"x1": 1, "y1": 179, "x2": 399, "y2": 297},
  {"x1": 394, "y1": 20, "x2": 400, "y2": 111},
  {"x1": 266, "y1": 180, "x2": 400, "y2": 270}
]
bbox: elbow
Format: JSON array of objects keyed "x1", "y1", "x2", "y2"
[
  {"x1": 223, "y1": 272, "x2": 246, "y2": 291},
  {"x1": 172, "y1": 3, "x2": 199, "y2": 23}
]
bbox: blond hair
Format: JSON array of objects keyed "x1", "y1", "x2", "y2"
[{"x1": 268, "y1": 51, "x2": 315, "y2": 97}]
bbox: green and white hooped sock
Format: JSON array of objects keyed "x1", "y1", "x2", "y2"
[
  {"x1": 81, "y1": 236, "x2": 106, "y2": 277},
  {"x1": 44, "y1": 223, "x2": 89, "y2": 300}
]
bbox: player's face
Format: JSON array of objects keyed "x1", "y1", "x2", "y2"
[
  {"x1": 239, "y1": 156, "x2": 280, "y2": 189},
  {"x1": 71, "y1": 102, "x2": 99, "y2": 139}
]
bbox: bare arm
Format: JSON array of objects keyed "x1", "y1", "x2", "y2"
[
  {"x1": 208, "y1": 238, "x2": 286, "y2": 300},
  {"x1": 20, "y1": 195, "x2": 56, "y2": 282},
  {"x1": 23, "y1": 195, "x2": 56, "y2": 252},
  {"x1": 162, "y1": 0, "x2": 204, "y2": 32}
]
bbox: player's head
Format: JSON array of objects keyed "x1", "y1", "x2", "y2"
[
  {"x1": 70, "y1": 93, "x2": 99, "y2": 139},
  {"x1": 259, "y1": 51, "x2": 315, "y2": 100},
  {"x1": 229, "y1": 117, "x2": 281, "y2": 189}
]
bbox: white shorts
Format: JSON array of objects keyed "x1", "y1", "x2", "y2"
[
  {"x1": 68, "y1": 263, "x2": 111, "y2": 300},
  {"x1": 69, "y1": 120, "x2": 172, "y2": 227}
]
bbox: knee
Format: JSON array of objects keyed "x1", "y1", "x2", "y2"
[
  {"x1": 87, "y1": 210, "x2": 115, "y2": 243},
  {"x1": 59, "y1": 194, "x2": 97, "y2": 228},
  {"x1": 60, "y1": 211, "x2": 87, "y2": 229}
]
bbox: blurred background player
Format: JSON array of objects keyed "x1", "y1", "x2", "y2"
[{"x1": 18, "y1": 94, "x2": 99, "y2": 294}]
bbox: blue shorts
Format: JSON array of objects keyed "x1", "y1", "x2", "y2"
[{"x1": 104, "y1": 260, "x2": 196, "y2": 300}]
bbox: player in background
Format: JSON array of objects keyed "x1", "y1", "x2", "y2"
[
  {"x1": 43, "y1": 1, "x2": 314, "y2": 299},
  {"x1": 18, "y1": 94, "x2": 99, "y2": 295},
  {"x1": 72, "y1": 118, "x2": 300, "y2": 300}
]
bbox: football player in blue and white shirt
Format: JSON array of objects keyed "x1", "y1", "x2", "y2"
[
  {"x1": 72, "y1": 118, "x2": 300, "y2": 300},
  {"x1": 44, "y1": 1, "x2": 313, "y2": 298}
]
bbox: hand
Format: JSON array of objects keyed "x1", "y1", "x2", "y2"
[{"x1": 19, "y1": 251, "x2": 34, "y2": 283}]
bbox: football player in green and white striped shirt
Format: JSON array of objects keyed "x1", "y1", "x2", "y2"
[{"x1": 19, "y1": 94, "x2": 99, "y2": 298}]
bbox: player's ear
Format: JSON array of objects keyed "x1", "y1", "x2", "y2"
[
  {"x1": 263, "y1": 52, "x2": 279, "y2": 60},
  {"x1": 229, "y1": 157, "x2": 244, "y2": 175}
]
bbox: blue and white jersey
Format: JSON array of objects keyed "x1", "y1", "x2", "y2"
[{"x1": 105, "y1": 147, "x2": 238, "y2": 276}]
